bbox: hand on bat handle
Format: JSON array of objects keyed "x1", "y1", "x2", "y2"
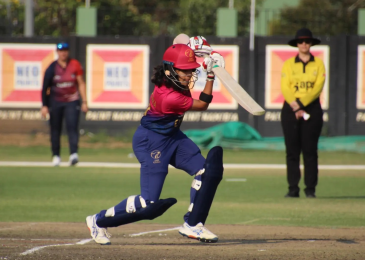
[
  {"x1": 188, "y1": 36, "x2": 225, "y2": 71},
  {"x1": 202, "y1": 52, "x2": 225, "y2": 73}
]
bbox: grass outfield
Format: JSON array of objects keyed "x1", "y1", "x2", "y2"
[
  {"x1": 1, "y1": 145, "x2": 365, "y2": 164},
  {"x1": 0, "y1": 167, "x2": 364, "y2": 227}
]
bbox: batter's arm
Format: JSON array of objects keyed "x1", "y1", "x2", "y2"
[{"x1": 190, "y1": 80, "x2": 213, "y2": 111}]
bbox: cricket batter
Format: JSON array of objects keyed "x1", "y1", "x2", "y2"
[{"x1": 86, "y1": 39, "x2": 225, "y2": 244}]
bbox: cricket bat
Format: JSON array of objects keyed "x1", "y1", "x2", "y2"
[
  {"x1": 212, "y1": 66, "x2": 265, "y2": 116},
  {"x1": 172, "y1": 34, "x2": 265, "y2": 115}
]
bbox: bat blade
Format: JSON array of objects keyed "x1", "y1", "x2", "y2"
[{"x1": 212, "y1": 67, "x2": 265, "y2": 116}]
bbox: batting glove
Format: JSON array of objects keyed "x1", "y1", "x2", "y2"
[
  {"x1": 210, "y1": 51, "x2": 225, "y2": 69},
  {"x1": 188, "y1": 36, "x2": 213, "y2": 57},
  {"x1": 202, "y1": 51, "x2": 225, "y2": 73}
]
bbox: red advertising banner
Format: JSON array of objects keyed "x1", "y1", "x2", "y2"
[
  {"x1": 86, "y1": 45, "x2": 149, "y2": 109},
  {"x1": 0, "y1": 44, "x2": 56, "y2": 107},
  {"x1": 357, "y1": 45, "x2": 365, "y2": 110},
  {"x1": 265, "y1": 45, "x2": 330, "y2": 109}
]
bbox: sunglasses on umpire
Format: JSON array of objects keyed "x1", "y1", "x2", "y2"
[{"x1": 297, "y1": 39, "x2": 312, "y2": 44}]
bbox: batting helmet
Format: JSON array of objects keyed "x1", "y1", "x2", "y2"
[{"x1": 162, "y1": 44, "x2": 200, "y2": 70}]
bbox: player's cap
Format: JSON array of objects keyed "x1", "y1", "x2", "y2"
[
  {"x1": 56, "y1": 42, "x2": 69, "y2": 50},
  {"x1": 162, "y1": 44, "x2": 200, "y2": 70}
]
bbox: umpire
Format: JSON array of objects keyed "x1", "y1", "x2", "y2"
[
  {"x1": 41, "y1": 42, "x2": 88, "y2": 166},
  {"x1": 281, "y1": 28, "x2": 326, "y2": 198}
]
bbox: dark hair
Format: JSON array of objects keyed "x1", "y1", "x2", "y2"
[
  {"x1": 151, "y1": 65, "x2": 165, "y2": 86},
  {"x1": 151, "y1": 64, "x2": 183, "y2": 91}
]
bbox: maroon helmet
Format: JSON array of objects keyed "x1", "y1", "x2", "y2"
[
  {"x1": 163, "y1": 44, "x2": 200, "y2": 70},
  {"x1": 162, "y1": 44, "x2": 200, "y2": 90}
]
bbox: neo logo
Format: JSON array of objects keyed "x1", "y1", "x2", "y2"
[
  {"x1": 16, "y1": 65, "x2": 39, "y2": 77},
  {"x1": 106, "y1": 67, "x2": 129, "y2": 78}
]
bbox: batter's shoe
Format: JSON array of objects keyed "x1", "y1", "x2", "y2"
[
  {"x1": 179, "y1": 222, "x2": 218, "y2": 243},
  {"x1": 52, "y1": 156, "x2": 61, "y2": 167},
  {"x1": 86, "y1": 214, "x2": 111, "y2": 245},
  {"x1": 69, "y1": 153, "x2": 79, "y2": 166}
]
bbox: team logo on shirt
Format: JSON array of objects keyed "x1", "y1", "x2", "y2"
[
  {"x1": 56, "y1": 82, "x2": 74, "y2": 88},
  {"x1": 294, "y1": 81, "x2": 314, "y2": 92},
  {"x1": 151, "y1": 150, "x2": 161, "y2": 164}
]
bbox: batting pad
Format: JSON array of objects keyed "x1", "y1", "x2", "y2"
[
  {"x1": 187, "y1": 146, "x2": 224, "y2": 226},
  {"x1": 96, "y1": 198, "x2": 177, "y2": 228}
]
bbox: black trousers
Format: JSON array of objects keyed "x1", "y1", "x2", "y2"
[
  {"x1": 280, "y1": 99, "x2": 323, "y2": 194},
  {"x1": 49, "y1": 100, "x2": 80, "y2": 156}
]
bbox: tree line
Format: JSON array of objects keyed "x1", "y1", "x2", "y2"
[{"x1": 0, "y1": 0, "x2": 364, "y2": 37}]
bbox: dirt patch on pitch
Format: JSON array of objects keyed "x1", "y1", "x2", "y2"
[{"x1": 0, "y1": 222, "x2": 364, "y2": 260}]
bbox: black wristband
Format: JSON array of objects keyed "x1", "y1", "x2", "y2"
[{"x1": 199, "y1": 92, "x2": 213, "y2": 103}]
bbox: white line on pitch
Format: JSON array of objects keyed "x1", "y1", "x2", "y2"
[
  {"x1": 1, "y1": 161, "x2": 365, "y2": 170},
  {"x1": 130, "y1": 227, "x2": 181, "y2": 237},
  {"x1": 76, "y1": 238, "x2": 93, "y2": 245},
  {"x1": 19, "y1": 238, "x2": 92, "y2": 256},
  {"x1": 18, "y1": 227, "x2": 180, "y2": 255},
  {"x1": 239, "y1": 218, "x2": 292, "y2": 224}
]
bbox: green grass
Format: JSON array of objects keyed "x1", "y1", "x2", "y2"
[
  {"x1": 0, "y1": 167, "x2": 364, "y2": 227},
  {"x1": 1, "y1": 146, "x2": 365, "y2": 164}
]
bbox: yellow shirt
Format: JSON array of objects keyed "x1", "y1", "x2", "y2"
[{"x1": 281, "y1": 54, "x2": 326, "y2": 107}]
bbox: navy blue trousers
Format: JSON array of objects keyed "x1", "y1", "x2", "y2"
[
  {"x1": 95, "y1": 125, "x2": 208, "y2": 227},
  {"x1": 133, "y1": 125, "x2": 205, "y2": 201},
  {"x1": 49, "y1": 100, "x2": 80, "y2": 156}
]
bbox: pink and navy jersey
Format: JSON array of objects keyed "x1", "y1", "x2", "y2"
[
  {"x1": 141, "y1": 85, "x2": 193, "y2": 135},
  {"x1": 42, "y1": 59, "x2": 83, "y2": 105}
]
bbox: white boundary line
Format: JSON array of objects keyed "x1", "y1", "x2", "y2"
[
  {"x1": 18, "y1": 227, "x2": 181, "y2": 256},
  {"x1": 130, "y1": 227, "x2": 180, "y2": 237},
  {"x1": 1, "y1": 161, "x2": 365, "y2": 170}
]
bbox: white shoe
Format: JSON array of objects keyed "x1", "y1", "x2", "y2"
[
  {"x1": 86, "y1": 214, "x2": 111, "y2": 245},
  {"x1": 179, "y1": 222, "x2": 218, "y2": 243},
  {"x1": 52, "y1": 156, "x2": 61, "y2": 167},
  {"x1": 69, "y1": 153, "x2": 78, "y2": 166}
]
